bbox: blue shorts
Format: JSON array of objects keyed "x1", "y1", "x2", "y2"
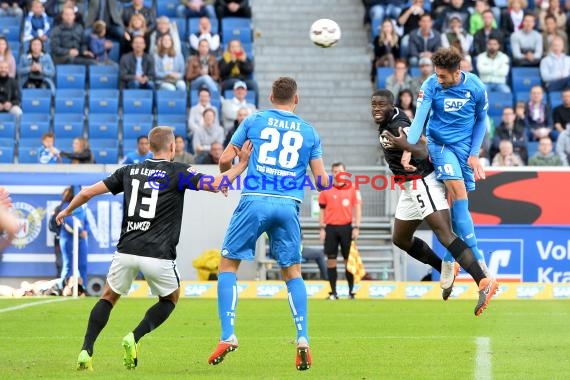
[
  {"x1": 428, "y1": 140, "x2": 475, "y2": 192},
  {"x1": 221, "y1": 195, "x2": 302, "y2": 268}
]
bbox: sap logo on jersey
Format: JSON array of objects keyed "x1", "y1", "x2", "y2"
[{"x1": 444, "y1": 98, "x2": 468, "y2": 112}]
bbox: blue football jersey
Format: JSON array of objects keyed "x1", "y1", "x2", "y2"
[
  {"x1": 230, "y1": 109, "x2": 323, "y2": 202},
  {"x1": 409, "y1": 72, "x2": 488, "y2": 150}
]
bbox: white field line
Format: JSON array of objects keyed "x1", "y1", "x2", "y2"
[
  {"x1": 0, "y1": 298, "x2": 72, "y2": 314},
  {"x1": 475, "y1": 336, "x2": 492, "y2": 380}
]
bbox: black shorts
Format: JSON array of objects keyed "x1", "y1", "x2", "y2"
[{"x1": 324, "y1": 224, "x2": 352, "y2": 260}]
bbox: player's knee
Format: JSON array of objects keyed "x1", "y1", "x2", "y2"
[
  {"x1": 392, "y1": 234, "x2": 413, "y2": 251},
  {"x1": 432, "y1": 226, "x2": 456, "y2": 247}
]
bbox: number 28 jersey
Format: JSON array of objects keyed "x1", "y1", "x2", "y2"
[
  {"x1": 103, "y1": 159, "x2": 203, "y2": 260},
  {"x1": 230, "y1": 109, "x2": 323, "y2": 203}
]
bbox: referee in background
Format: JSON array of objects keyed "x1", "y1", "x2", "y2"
[{"x1": 319, "y1": 162, "x2": 362, "y2": 299}]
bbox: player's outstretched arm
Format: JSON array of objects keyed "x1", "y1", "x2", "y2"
[
  {"x1": 55, "y1": 181, "x2": 110, "y2": 225},
  {"x1": 382, "y1": 128, "x2": 429, "y2": 159},
  {"x1": 201, "y1": 140, "x2": 253, "y2": 193},
  {"x1": 219, "y1": 143, "x2": 240, "y2": 173},
  {"x1": 309, "y1": 158, "x2": 329, "y2": 191}
]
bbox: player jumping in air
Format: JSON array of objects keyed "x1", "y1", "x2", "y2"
[
  {"x1": 208, "y1": 77, "x2": 329, "y2": 371},
  {"x1": 57, "y1": 127, "x2": 252, "y2": 371}
]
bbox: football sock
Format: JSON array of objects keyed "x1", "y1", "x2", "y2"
[
  {"x1": 345, "y1": 270, "x2": 354, "y2": 294},
  {"x1": 132, "y1": 298, "x2": 175, "y2": 343},
  {"x1": 218, "y1": 272, "x2": 238, "y2": 341},
  {"x1": 451, "y1": 199, "x2": 484, "y2": 261},
  {"x1": 82, "y1": 299, "x2": 113, "y2": 356},
  {"x1": 443, "y1": 218, "x2": 458, "y2": 263},
  {"x1": 327, "y1": 267, "x2": 337, "y2": 294},
  {"x1": 286, "y1": 277, "x2": 308, "y2": 343},
  {"x1": 446, "y1": 237, "x2": 486, "y2": 285},
  {"x1": 407, "y1": 237, "x2": 443, "y2": 272}
]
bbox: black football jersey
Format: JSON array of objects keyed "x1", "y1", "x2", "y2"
[
  {"x1": 377, "y1": 107, "x2": 434, "y2": 180},
  {"x1": 103, "y1": 159, "x2": 204, "y2": 260}
]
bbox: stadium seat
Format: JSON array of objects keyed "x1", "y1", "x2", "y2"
[
  {"x1": 88, "y1": 114, "x2": 119, "y2": 139},
  {"x1": 549, "y1": 91, "x2": 562, "y2": 108},
  {"x1": 1, "y1": 16, "x2": 20, "y2": 26},
  {"x1": 409, "y1": 66, "x2": 421, "y2": 78},
  {"x1": 56, "y1": 65, "x2": 87, "y2": 89},
  {"x1": 108, "y1": 43, "x2": 120, "y2": 63},
  {"x1": 92, "y1": 147, "x2": 119, "y2": 164},
  {"x1": 20, "y1": 114, "x2": 50, "y2": 139},
  {"x1": 8, "y1": 41, "x2": 20, "y2": 64},
  {"x1": 53, "y1": 114, "x2": 85, "y2": 138},
  {"x1": 57, "y1": 138, "x2": 75, "y2": 151},
  {"x1": 173, "y1": 17, "x2": 188, "y2": 41},
  {"x1": 123, "y1": 114, "x2": 153, "y2": 140},
  {"x1": 156, "y1": 90, "x2": 187, "y2": 115},
  {"x1": 0, "y1": 113, "x2": 16, "y2": 146},
  {"x1": 55, "y1": 89, "x2": 86, "y2": 114},
  {"x1": 157, "y1": 114, "x2": 187, "y2": 137},
  {"x1": 514, "y1": 91, "x2": 530, "y2": 104},
  {"x1": 188, "y1": 17, "x2": 219, "y2": 35},
  {"x1": 222, "y1": 26, "x2": 252, "y2": 45},
  {"x1": 1, "y1": 24, "x2": 20, "y2": 41},
  {"x1": 222, "y1": 18, "x2": 251, "y2": 35},
  {"x1": 18, "y1": 138, "x2": 39, "y2": 148},
  {"x1": 22, "y1": 88, "x2": 52, "y2": 113},
  {"x1": 376, "y1": 67, "x2": 394, "y2": 89},
  {"x1": 122, "y1": 89, "x2": 153, "y2": 114},
  {"x1": 371, "y1": 18, "x2": 381, "y2": 38},
  {"x1": 510, "y1": 67, "x2": 541, "y2": 93},
  {"x1": 122, "y1": 138, "x2": 139, "y2": 152},
  {"x1": 157, "y1": 0, "x2": 179, "y2": 17},
  {"x1": 17, "y1": 145, "x2": 39, "y2": 163},
  {"x1": 487, "y1": 92, "x2": 513, "y2": 116},
  {"x1": 89, "y1": 65, "x2": 119, "y2": 89},
  {"x1": 90, "y1": 138, "x2": 119, "y2": 149},
  {"x1": 223, "y1": 89, "x2": 256, "y2": 106},
  {"x1": 0, "y1": 146, "x2": 14, "y2": 163},
  {"x1": 527, "y1": 141, "x2": 539, "y2": 158},
  {"x1": 89, "y1": 89, "x2": 120, "y2": 114}
]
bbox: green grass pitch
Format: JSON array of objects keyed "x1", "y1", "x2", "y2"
[{"x1": 0, "y1": 298, "x2": 568, "y2": 379}]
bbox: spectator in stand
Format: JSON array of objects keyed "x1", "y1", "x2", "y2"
[
  {"x1": 189, "y1": 16, "x2": 220, "y2": 53},
  {"x1": 188, "y1": 87, "x2": 221, "y2": 136},
  {"x1": 149, "y1": 16, "x2": 182, "y2": 56},
  {"x1": 0, "y1": 61, "x2": 21, "y2": 118},
  {"x1": 543, "y1": 14, "x2": 568, "y2": 53},
  {"x1": 460, "y1": 56, "x2": 473, "y2": 72},
  {"x1": 441, "y1": 14, "x2": 473, "y2": 61},
  {"x1": 221, "y1": 80, "x2": 256, "y2": 131},
  {"x1": 88, "y1": 21, "x2": 117, "y2": 66},
  {"x1": 410, "y1": 56, "x2": 433, "y2": 98},
  {"x1": 386, "y1": 59, "x2": 414, "y2": 99},
  {"x1": 511, "y1": 13, "x2": 542, "y2": 66},
  {"x1": 173, "y1": 135, "x2": 194, "y2": 164},
  {"x1": 85, "y1": 0, "x2": 125, "y2": 40},
  {"x1": 123, "y1": 0, "x2": 156, "y2": 33},
  {"x1": 60, "y1": 137, "x2": 94, "y2": 164},
  {"x1": 224, "y1": 106, "x2": 250, "y2": 146},
  {"x1": 500, "y1": 0, "x2": 526, "y2": 35},
  {"x1": 538, "y1": 0, "x2": 566, "y2": 32},
  {"x1": 121, "y1": 13, "x2": 150, "y2": 56},
  {"x1": 372, "y1": 19, "x2": 400, "y2": 79},
  {"x1": 120, "y1": 35, "x2": 155, "y2": 89},
  {"x1": 196, "y1": 141, "x2": 223, "y2": 164},
  {"x1": 193, "y1": 108, "x2": 225, "y2": 162},
  {"x1": 439, "y1": 0, "x2": 471, "y2": 32},
  {"x1": 0, "y1": 37, "x2": 16, "y2": 78},
  {"x1": 476, "y1": 37, "x2": 511, "y2": 93},
  {"x1": 219, "y1": 39, "x2": 258, "y2": 103},
  {"x1": 177, "y1": 0, "x2": 216, "y2": 19},
  {"x1": 23, "y1": 0, "x2": 51, "y2": 43},
  {"x1": 50, "y1": 6, "x2": 94, "y2": 65},
  {"x1": 154, "y1": 34, "x2": 186, "y2": 91},
  {"x1": 215, "y1": 0, "x2": 252, "y2": 19},
  {"x1": 18, "y1": 38, "x2": 55, "y2": 93},
  {"x1": 51, "y1": 0, "x2": 84, "y2": 27},
  {"x1": 38, "y1": 132, "x2": 62, "y2": 164},
  {"x1": 0, "y1": 0, "x2": 24, "y2": 19},
  {"x1": 526, "y1": 85, "x2": 554, "y2": 141},
  {"x1": 540, "y1": 36, "x2": 570, "y2": 92},
  {"x1": 122, "y1": 135, "x2": 152, "y2": 164},
  {"x1": 491, "y1": 107, "x2": 528, "y2": 163},
  {"x1": 186, "y1": 39, "x2": 220, "y2": 94},
  {"x1": 553, "y1": 88, "x2": 570, "y2": 134},
  {"x1": 529, "y1": 136, "x2": 563, "y2": 165},
  {"x1": 479, "y1": 147, "x2": 491, "y2": 167},
  {"x1": 397, "y1": 0, "x2": 425, "y2": 37},
  {"x1": 397, "y1": 89, "x2": 416, "y2": 118},
  {"x1": 472, "y1": 9, "x2": 504, "y2": 57},
  {"x1": 556, "y1": 128, "x2": 570, "y2": 165},
  {"x1": 492, "y1": 140, "x2": 525, "y2": 166},
  {"x1": 408, "y1": 13, "x2": 442, "y2": 67},
  {"x1": 368, "y1": 0, "x2": 407, "y2": 25},
  {"x1": 470, "y1": 0, "x2": 495, "y2": 35}
]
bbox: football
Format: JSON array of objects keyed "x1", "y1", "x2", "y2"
[{"x1": 309, "y1": 19, "x2": 341, "y2": 48}]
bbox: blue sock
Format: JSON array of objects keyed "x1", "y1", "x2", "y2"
[
  {"x1": 217, "y1": 272, "x2": 238, "y2": 341},
  {"x1": 286, "y1": 277, "x2": 308, "y2": 343},
  {"x1": 451, "y1": 199, "x2": 483, "y2": 261}
]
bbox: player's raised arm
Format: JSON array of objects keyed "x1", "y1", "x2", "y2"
[
  {"x1": 201, "y1": 140, "x2": 253, "y2": 192},
  {"x1": 56, "y1": 181, "x2": 110, "y2": 225},
  {"x1": 219, "y1": 143, "x2": 241, "y2": 173},
  {"x1": 407, "y1": 81, "x2": 433, "y2": 145}
]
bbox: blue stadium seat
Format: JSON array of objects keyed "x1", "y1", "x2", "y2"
[
  {"x1": 549, "y1": 91, "x2": 562, "y2": 108},
  {"x1": 409, "y1": 66, "x2": 421, "y2": 78},
  {"x1": 156, "y1": 90, "x2": 187, "y2": 115},
  {"x1": 22, "y1": 88, "x2": 51, "y2": 114},
  {"x1": 123, "y1": 114, "x2": 153, "y2": 140},
  {"x1": 514, "y1": 91, "x2": 530, "y2": 104},
  {"x1": 122, "y1": 138, "x2": 139, "y2": 152},
  {"x1": 157, "y1": 114, "x2": 187, "y2": 137},
  {"x1": 18, "y1": 145, "x2": 39, "y2": 163},
  {"x1": 371, "y1": 18, "x2": 381, "y2": 38},
  {"x1": 157, "y1": 0, "x2": 179, "y2": 17},
  {"x1": 55, "y1": 89, "x2": 86, "y2": 114},
  {"x1": 223, "y1": 89, "x2": 256, "y2": 105},
  {"x1": 108, "y1": 43, "x2": 120, "y2": 63},
  {"x1": 18, "y1": 138, "x2": 39, "y2": 148},
  {"x1": 527, "y1": 141, "x2": 539, "y2": 158},
  {"x1": 188, "y1": 17, "x2": 219, "y2": 35},
  {"x1": 8, "y1": 41, "x2": 20, "y2": 64},
  {"x1": 0, "y1": 113, "x2": 16, "y2": 145},
  {"x1": 92, "y1": 147, "x2": 119, "y2": 164},
  {"x1": 376, "y1": 67, "x2": 394, "y2": 89},
  {"x1": 1, "y1": 24, "x2": 20, "y2": 41},
  {"x1": 488, "y1": 92, "x2": 513, "y2": 116},
  {"x1": 1, "y1": 16, "x2": 20, "y2": 26},
  {"x1": 0, "y1": 146, "x2": 14, "y2": 163},
  {"x1": 88, "y1": 114, "x2": 119, "y2": 139},
  {"x1": 222, "y1": 17, "x2": 251, "y2": 34},
  {"x1": 122, "y1": 89, "x2": 153, "y2": 114},
  {"x1": 20, "y1": 114, "x2": 50, "y2": 139},
  {"x1": 57, "y1": 138, "x2": 75, "y2": 151},
  {"x1": 53, "y1": 114, "x2": 85, "y2": 138},
  {"x1": 89, "y1": 65, "x2": 119, "y2": 89},
  {"x1": 90, "y1": 138, "x2": 119, "y2": 149},
  {"x1": 89, "y1": 89, "x2": 120, "y2": 114},
  {"x1": 222, "y1": 26, "x2": 252, "y2": 44},
  {"x1": 510, "y1": 67, "x2": 541, "y2": 93},
  {"x1": 56, "y1": 65, "x2": 87, "y2": 89},
  {"x1": 173, "y1": 17, "x2": 188, "y2": 40}
]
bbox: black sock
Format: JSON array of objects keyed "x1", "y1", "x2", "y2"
[
  {"x1": 327, "y1": 268, "x2": 337, "y2": 294},
  {"x1": 446, "y1": 238, "x2": 486, "y2": 285},
  {"x1": 82, "y1": 299, "x2": 113, "y2": 356},
  {"x1": 345, "y1": 270, "x2": 354, "y2": 294},
  {"x1": 132, "y1": 299, "x2": 176, "y2": 343},
  {"x1": 407, "y1": 237, "x2": 443, "y2": 272}
]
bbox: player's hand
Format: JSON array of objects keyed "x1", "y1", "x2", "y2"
[
  {"x1": 221, "y1": 186, "x2": 229, "y2": 197},
  {"x1": 55, "y1": 208, "x2": 71, "y2": 226},
  {"x1": 401, "y1": 150, "x2": 417, "y2": 172},
  {"x1": 0, "y1": 187, "x2": 12, "y2": 208},
  {"x1": 351, "y1": 227, "x2": 359, "y2": 240},
  {"x1": 382, "y1": 128, "x2": 410, "y2": 150},
  {"x1": 237, "y1": 140, "x2": 253, "y2": 162},
  {"x1": 468, "y1": 155, "x2": 486, "y2": 180},
  {"x1": 319, "y1": 228, "x2": 325, "y2": 243}
]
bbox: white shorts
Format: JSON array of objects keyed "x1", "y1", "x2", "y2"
[
  {"x1": 395, "y1": 172, "x2": 449, "y2": 221},
  {"x1": 106, "y1": 252, "x2": 181, "y2": 297}
]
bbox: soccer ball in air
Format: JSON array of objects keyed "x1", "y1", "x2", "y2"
[{"x1": 310, "y1": 19, "x2": 341, "y2": 48}]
